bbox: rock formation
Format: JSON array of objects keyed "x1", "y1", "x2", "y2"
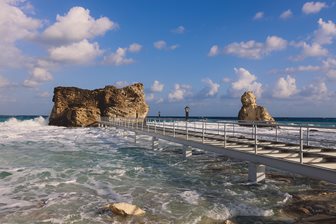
[
  {"x1": 106, "y1": 202, "x2": 146, "y2": 216},
  {"x1": 238, "y1": 91, "x2": 275, "y2": 123},
  {"x1": 49, "y1": 83, "x2": 149, "y2": 127}
]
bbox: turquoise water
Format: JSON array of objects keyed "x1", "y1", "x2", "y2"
[{"x1": 0, "y1": 116, "x2": 334, "y2": 223}]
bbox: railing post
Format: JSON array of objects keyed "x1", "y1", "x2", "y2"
[
  {"x1": 154, "y1": 119, "x2": 157, "y2": 133},
  {"x1": 163, "y1": 120, "x2": 165, "y2": 135},
  {"x1": 254, "y1": 124, "x2": 258, "y2": 154},
  {"x1": 224, "y1": 123, "x2": 227, "y2": 147},
  {"x1": 218, "y1": 123, "x2": 220, "y2": 135},
  {"x1": 233, "y1": 124, "x2": 235, "y2": 137},
  {"x1": 202, "y1": 121, "x2": 205, "y2": 143},
  {"x1": 300, "y1": 127, "x2": 303, "y2": 164},
  {"x1": 173, "y1": 120, "x2": 176, "y2": 137},
  {"x1": 186, "y1": 121, "x2": 189, "y2": 140},
  {"x1": 142, "y1": 119, "x2": 144, "y2": 131},
  {"x1": 147, "y1": 119, "x2": 150, "y2": 132},
  {"x1": 306, "y1": 127, "x2": 309, "y2": 146},
  {"x1": 275, "y1": 125, "x2": 278, "y2": 142}
]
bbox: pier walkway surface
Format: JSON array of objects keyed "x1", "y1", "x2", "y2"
[{"x1": 99, "y1": 117, "x2": 336, "y2": 184}]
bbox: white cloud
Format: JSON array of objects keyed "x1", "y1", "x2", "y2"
[
  {"x1": 253, "y1": 12, "x2": 264, "y2": 20},
  {"x1": 38, "y1": 91, "x2": 50, "y2": 98},
  {"x1": 201, "y1": 79, "x2": 220, "y2": 97},
  {"x1": 23, "y1": 79, "x2": 39, "y2": 88},
  {"x1": 23, "y1": 66, "x2": 53, "y2": 88},
  {"x1": 222, "y1": 77, "x2": 231, "y2": 83},
  {"x1": 49, "y1": 39, "x2": 102, "y2": 64},
  {"x1": 327, "y1": 70, "x2": 336, "y2": 79},
  {"x1": 285, "y1": 65, "x2": 321, "y2": 73},
  {"x1": 0, "y1": 75, "x2": 10, "y2": 87},
  {"x1": 301, "y1": 80, "x2": 330, "y2": 100},
  {"x1": 302, "y1": 42, "x2": 328, "y2": 57},
  {"x1": 0, "y1": 0, "x2": 40, "y2": 67},
  {"x1": 153, "y1": 40, "x2": 178, "y2": 50},
  {"x1": 208, "y1": 45, "x2": 219, "y2": 57},
  {"x1": 224, "y1": 36, "x2": 287, "y2": 59},
  {"x1": 172, "y1": 26, "x2": 185, "y2": 34},
  {"x1": 146, "y1": 93, "x2": 155, "y2": 102},
  {"x1": 314, "y1": 18, "x2": 336, "y2": 45},
  {"x1": 273, "y1": 75, "x2": 298, "y2": 98},
  {"x1": 168, "y1": 84, "x2": 192, "y2": 102},
  {"x1": 114, "y1": 81, "x2": 129, "y2": 88},
  {"x1": 128, "y1": 43, "x2": 142, "y2": 53},
  {"x1": 302, "y1": 1, "x2": 327, "y2": 14},
  {"x1": 229, "y1": 68, "x2": 263, "y2": 98},
  {"x1": 151, "y1": 80, "x2": 164, "y2": 93},
  {"x1": 42, "y1": 6, "x2": 117, "y2": 43},
  {"x1": 280, "y1": 9, "x2": 293, "y2": 20},
  {"x1": 104, "y1": 47, "x2": 134, "y2": 66}
]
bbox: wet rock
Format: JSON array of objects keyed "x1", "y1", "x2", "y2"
[
  {"x1": 238, "y1": 91, "x2": 275, "y2": 123},
  {"x1": 0, "y1": 171, "x2": 12, "y2": 179},
  {"x1": 49, "y1": 83, "x2": 149, "y2": 127},
  {"x1": 106, "y1": 202, "x2": 145, "y2": 216}
]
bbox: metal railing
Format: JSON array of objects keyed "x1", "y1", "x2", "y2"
[{"x1": 100, "y1": 117, "x2": 336, "y2": 165}]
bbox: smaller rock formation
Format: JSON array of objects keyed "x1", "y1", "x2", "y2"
[
  {"x1": 106, "y1": 202, "x2": 145, "y2": 216},
  {"x1": 238, "y1": 91, "x2": 275, "y2": 123}
]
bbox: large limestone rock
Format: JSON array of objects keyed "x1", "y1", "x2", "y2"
[
  {"x1": 238, "y1": 91, "x2": 275, "y2": 123},
  {"x1": 107, "y1": 202, "x2": 146, "y2": 216},
  {"x1": 49, "y1": 83, "x2": 149, "y2": 127}
]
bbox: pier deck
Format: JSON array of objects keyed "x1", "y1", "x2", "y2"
[{"x1": 99, "y1": 118, "x2": 336, "y2": 184}]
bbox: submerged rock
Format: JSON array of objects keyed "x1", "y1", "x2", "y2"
[
  {"x1": 238, "y1": 91, "x2": 275, "y2": 123},
  {"x1": 106, "y1": 202, "x2": 146, "y2": 216},
  {"x1": 49, "y1": 83, "x2": 149, "y2": 127}
]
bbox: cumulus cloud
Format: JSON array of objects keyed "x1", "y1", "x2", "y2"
[
  {"x1": 0, "y1": 0, "x2": 41, "y2": 67},
  {"x1": 208, "y1": 45, "x2": 219, "y2": 57},
  {"x1": 224, "y1": 36, "x2": 287, "y2": 59},
  {"x1": 253, "y1": 12, "x2": 264, "y2": 20},
  {"x1": 42, "y1": 6, "x2": 117, "y2": 44},
  {"x1": 153, "y1": 40, "x2": 178, "y2": 50},
  {"x1": 38, "y1": 91, "x2": 50, "y2": 98},
  {"x1": 229, "y1": 68, "x2": 263, "y2": 98},
  {"x1": 114, "y1": 81, "x2": 129, "y2": 88},
  {"x1": 314, "y1": 18, "x2": 336, "y2": 45},
  {"x1": 302, "y1": 1, "x2": 327, "y2": 14},
  {"x1": 300, "y1": 80, "x2": 330, "y2": 100},
  {"x1": 201, "y1": 79, "x2": 220, "y2": 97},
  {"x1": 222, "y1": 77, "x2": 231, "y2": 83},
  {"x1": 48, "y1": 39, "x2": 102, "y2": 64},
  {"x1": 280, "y1": 9, "x2": 293, "y2": 19},
  {"x1": 151, "y1": 80, "x2": 164, "y2": 93},
  {"x1": 172, "y1": 26, "x2": 185, "y2": 34},
  {"x1": 128, "y1": 43, "x2": 142, "y2": 53},
  {"x1": 273, "y1": 75, "x2": 298, "y2": 98},
  {"x1": 168, "y1": 84, "x2": 192, "y2": 102},
  {"x1": 23, "y1": 66, "x2": 53, "y2": 88},
  {"x1": 0, "y1": 75, "x2": 10, "y2": 87}
]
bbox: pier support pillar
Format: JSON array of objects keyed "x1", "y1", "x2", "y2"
[
  {"x1": 152, "y1": 137, "x2": 159, "y2": 151},
  {"x1": 183, "y1": 146, "x2": 192, "y2": 158},
  {"x1": 248, "y1": 162, "x2": 266, "y2": 183},
  {"x1": 134, "y1": 133, "x2": 137, "y2": 144}
]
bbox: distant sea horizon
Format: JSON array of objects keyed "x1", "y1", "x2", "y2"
[{"x1": 1, "y1": 115, "x2": 336, "y2": 126}]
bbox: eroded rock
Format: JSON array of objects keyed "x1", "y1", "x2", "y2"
[
  {"x1": 238, "y1": 91, "x2": 275, "y2": 123},
  {"x1": 107, "y1": 202, "x2": 145, "y2": 216},
  {"x1": 49, "y1": 83, "x2": 149, "y2": 127}
]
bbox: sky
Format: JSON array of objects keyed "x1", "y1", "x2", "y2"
[{"x1": 0, "y1": 0, "x2": 336, "y2": 117}]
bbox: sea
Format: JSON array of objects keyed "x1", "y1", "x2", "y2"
[{"x1": 0, "y1": 115, "x2": 335, "y2": 223}]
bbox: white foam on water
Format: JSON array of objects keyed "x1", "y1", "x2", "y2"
[{"x1": 179, "y1": 190, "x2": 200, "y2": 205}]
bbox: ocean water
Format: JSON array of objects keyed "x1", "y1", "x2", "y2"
[{"x1": 0, "y1": 116, "x2": 335, "y2": 223}]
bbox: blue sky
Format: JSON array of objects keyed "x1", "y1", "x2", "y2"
[{"x1": 0, "y1": 0, "x2": 336, "y2": 117}]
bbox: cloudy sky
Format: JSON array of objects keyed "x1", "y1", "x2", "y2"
[{"x1": 0, "y1": 0, "x2": 336, "y2": 117}]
